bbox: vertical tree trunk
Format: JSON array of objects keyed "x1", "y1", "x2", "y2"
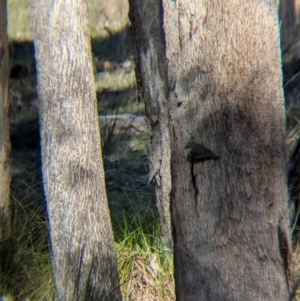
[
  {"x1": 288, "y1": 138, "x2": 300, "y2": 240},
  {"x1": 0, "y1": 0, "x2": 11, "y2": 243},
  {"x1": 280, "y1": 0, "x2": 298, "y2": 55},
  {"x1": 129, "y1": 1, "x2": 173, "y2": 249},
  {"x1": 130, "y1": 1, "x2": 291, "y2": 300},
  {"x1": 31, "y1": 1, "x2": 121, "y2": 300}
]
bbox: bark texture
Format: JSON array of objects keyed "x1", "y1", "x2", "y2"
[
  {"x1": 0, "y1": 0, "x2": 11, "y2": 243},
  {"x1": 31, "y1": 1, "x2": 121, "y2": 300},
  {"x1": 129, "y1": 0, "x2": 173, "y2": 249},
  {"x1": 130, "y1": 0, "x2": 291, "y2": 300}
]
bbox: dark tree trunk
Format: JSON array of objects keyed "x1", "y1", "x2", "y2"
[
  {"x1": 0, "y1": 0, "x2": 11, "y2": 243},
  {"x1": 280, "y1": 0, "x2": 298, "y2": 56},
  {"x1": 129, "y1": 0, "x2": 173, "y2": 249},
  {"x1": 288, "y1": 138, "x2": 300, "y2": 239},
  {"x1": 31, "y1": 1, "x2": 122, "y2": 300},
  {"x1": 129, "y1": 0, "x2": 292, "y2": 300}
]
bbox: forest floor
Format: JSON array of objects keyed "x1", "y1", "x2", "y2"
[{"x1": 2, "y1": 0, "x2": 300, "y2": 300}]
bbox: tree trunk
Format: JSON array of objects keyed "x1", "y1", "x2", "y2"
[
  {"x1": 0, "y1": 0, "x2": 11, "y2": 243},
  {"x1": 129, "y1": 1, "x2": 291, "y2": 300},
  {"x1": 31, "y1": 1, "x2": 121, "y2": 300},
  {"x1": 288, "y1": 137, "x2": 300, "y2": 239},
  {"x1": 129, "y1": 1, "x2": 173, "y2": 249},
  {"x1": 280, "y1": 0, "x2": 297, "y2": 52}
]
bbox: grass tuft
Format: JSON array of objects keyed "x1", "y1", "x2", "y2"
[
  {"x1": 1, "y1": 184, "x2": 174, "y2": 300},
  {"x1": 113, "y1": 197, "x2": 174, "y2": 301},
  {"x1": 0, "y1": 194, "x2": 54, "y2": 300}
]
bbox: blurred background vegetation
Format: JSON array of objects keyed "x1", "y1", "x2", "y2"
[{"x1": 2, "y1": 0, "x2": 300, "y2": 300}]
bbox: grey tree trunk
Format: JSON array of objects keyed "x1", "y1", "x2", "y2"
[
  {"x1": 129, "y1": 1, "x2": 292, "y2": 300},
  {"x1": 129, "y1": 1, "x2": 173, "y2": 249},
  {"x1": 31, "y1": 1, "x2": 121, "y2": 300},
  {"x1": 0, "y1": 0, "x2": 11, "y2": 243}
]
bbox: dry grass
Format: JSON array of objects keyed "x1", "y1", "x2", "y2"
[{"x1": 120, "y1": 253, "x2": 174, "y2": 301}]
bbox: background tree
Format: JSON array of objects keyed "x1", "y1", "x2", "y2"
[
  {"x1": 129, "y1": 0, "x2": 292, "y2": 300},
  {"x1": 31, "y1": 0, "x2": 122, "y2": 300},
  {"x1": 279, "y1": 0, "x2": 300, "y2": 60},
  {"x1": 0, "y1": 0, "x2": 11, "y2": 243},
  {"x1": 129, "y1": 1, "x2": 173, "y2": 249}
]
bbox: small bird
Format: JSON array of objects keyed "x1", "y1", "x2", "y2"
[{"x1": 184, "y1": 141, "x2": 219, "y2": 161}]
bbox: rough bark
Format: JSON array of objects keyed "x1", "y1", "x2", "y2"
[
  {"x1": 31, "y1": 1, "x2": 121, "y2": 300},
  {"x1": 130, "y1": 0, "x2": 291, "y2": 300},
  {"x1": 129, "y1": 0, "x2": 173, "y2": 249},
  {"x1": 0, "y1": 0, "x2": 11, "y2": 243}
]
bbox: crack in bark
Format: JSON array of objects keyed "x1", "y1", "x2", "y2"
[
  {"x1": 289, "y1": 278, "x2": 300, "y2": 301},
  {"x1": 190, "y1": 158, "x2": 198, "y2": 199},
  {"x1": 278, "y1": 224, "x2": 292, "y2": 291}
]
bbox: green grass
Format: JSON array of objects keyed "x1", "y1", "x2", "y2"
[
  {"x1": 0, "y1": 189, "x2": 174, "y2": 300},
  {"x1": 95, "y1": 69, "x2": 136, "y2": 93},
  {"x1": 3, "y1": 111, "x2": 173, "y2": 300},
  {"x1": 113, "y1": 196, "x2": 174, "y2": 300},
  {"x1": 2, "y1": 113, "x2": 174, "y2": 299},
  {"x1": 0, "y1": 195, "x2": 54, "y2": 300}
]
